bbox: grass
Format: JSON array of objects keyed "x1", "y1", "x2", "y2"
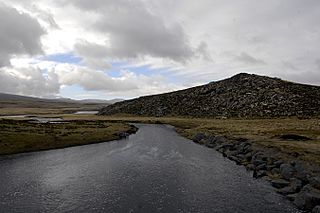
[{"x1": 0, "y1": 119, "x2": 134, "y2": 155}]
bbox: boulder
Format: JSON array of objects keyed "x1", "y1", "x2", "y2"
[
  {"x1": 255, "y1": 163, "x2": 267, "y2": 171},
  {"x1": 266, "y1": 165, "x2": 277, "y2": 171},
  {"x1": 290, "y1": 178, "x2": 303, "y2": 192},
  {"x1": 274, "y1": 160, "x2": 284, "y2": 168},
  {"x1": 252, "y1": 159, "x2": 266, "y2": 167},
  {"x1": 271, "y1": 179, "x2": 290, "y2": 189},
  {"x1": 205, "y1": 135, "x2": 217, "y2": 148},
  {"x1": 280, "y1": 163, "x2": 296, "y2": 180},
  {"x1": 309, "y1": 176, "x2": 320, "y2": 190},
  {"x1": 244, "y1": 152, "x2": 253, "y2": 161},
  {"x1": 294, "y1": 185, "x2": 320, "y2": 210},
  {"x1": 214, "y1": 136, "x2": 228, "y2": 145},
  {"x1": 278, "y1": 186, "x2": 297, "y2": 195},
  {"x1": 294, "y1": 161, "x2": 309, "y2": 182},
  {"x1": 228, "y1": 156, "x2": 241, "y2": 165},
  {"x1": 246, "y1": 164, "x2": 255, "y2": 171},
  {"x1": 277, "y1": 179, "x2": 302, "y2": 195},
  {"x1": 236, "y1": 154, "x2": 246, "y2": 161},
  {"x1": 271, "y1": 168, "x2": 280, "y2": 175},
  {"x1": 193, "y1": 133, "x2": 207, "y2": 143},
  {"x1": 286, "y1": 193, "x2": 298, "y2": 201},
  {"x1": 118, "y1": 132, "x2": 129, "y2": 139},
  {"x1": 253, "y1": 170, "x2": 267, "y2": 178}
]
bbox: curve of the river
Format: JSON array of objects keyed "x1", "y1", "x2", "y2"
[{"x1": 0, "y1": 124, "x2": 300, "y2": 213}]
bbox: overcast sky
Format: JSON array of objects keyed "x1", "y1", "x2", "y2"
[{"x1": 0, "y1": 0, "x2": 319, "y2": 99}]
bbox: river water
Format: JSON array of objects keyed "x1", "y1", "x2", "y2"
[{"x1": 0, "y1": 124, "x2": 299, "y2": 213}]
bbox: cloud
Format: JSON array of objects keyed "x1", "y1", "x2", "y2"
[
  {"x1": 236, "y1": 52, "x2": 266, "y2": 65},
  {"x1": 282, "y1": 61, "x2": 298, "y2": 71},
  {"x1": 0, "y1": 4, "x2": 45, "y2": 67},
  {"x1": 0, "y1": 66, "x2": 59, "y2": 97},
  {"x1": 316, "y1": 59, "x2": 320, "y2": 70},
  {"x1": 53, "y1": 63, "x2": 183, "y2": 97},
  {"x1": 54, "y1": 64, "x2": 137, "y2": 91},
  {"x1": 74, "y1": 40, "x2": 110, "y2": 70},
  {"x1": 66, "y1": 0, "x2": 208, "y2": 65}
]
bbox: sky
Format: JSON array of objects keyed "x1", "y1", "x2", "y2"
[{"x1": 0, "y1": 0, "x2": 319, "y2": 100}]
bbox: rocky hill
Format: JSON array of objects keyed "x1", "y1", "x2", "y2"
[{"x1": 99, "y1": 73, "x2": 320, "y2": 118}]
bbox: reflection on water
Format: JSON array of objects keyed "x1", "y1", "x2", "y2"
[
  {"x1": 0, "y1": 124, "x2": 300, "y2": 213},
  {"x1": 74, "y1": 111, "x2": 98, "y2": 115}
]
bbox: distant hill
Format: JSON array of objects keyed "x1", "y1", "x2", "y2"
[
  {"x1": 99, "y1": 73, "x2": 320, "y2": 118},
  {"x1": 0, "y1": 93, "x2": 122, "y2": 115},
  {"x1": 0, "y1": 93, "x2": 122, "y2": 105}
]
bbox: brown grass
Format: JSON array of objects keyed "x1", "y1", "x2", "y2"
[{"x1": 0, "y1": 119, "x2": 133, "y2": 155}]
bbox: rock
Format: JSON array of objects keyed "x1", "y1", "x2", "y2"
[
  {"x1": 246, "y1": 164, "x2": 255, "y2": 171},
  {"x1": 228, "y1": 156, "x2": 241, "y2": 165},
  {"x1": 205, "y1": 143, "x2": 215, "y2": 148},
  {"x1": 277, "y1": 179, "x2": 302, "y2": 195},
  {"x1": 205, "y1": 135, "x2": 216, "y2": 148},
  {"x1": 313, "y1": 206, "x2": 320, "y2": 213},
  {"x1": 261, "y1": 176, "x2": 271, "y2": 182},
  {"x1": 225, "y1": 150, "x2": 238, "y2": 158},
  {"x1": 309, "y1": 176, "x2": 320, "y2": 190},
  {"x1": 271, "y1": 179, "x2": 290, "y2": 189},
  {"x1": 118, "y1": 132, "x2": 129, "y2": 139},
  {"x1": 274, "y1": 160, "x2": 284, "y2": 168},
  {"x1": 193, "y1": 133, "x2": 207, "y2": 143},
  {"x1": 280, "y1": 163, "x2": 296, "y2": 180},
  {"x1": 287, "y1": 193, "x2": 298, "y2": 201},
  {"x1": 266, "y1": 165, "x2": 277, "y2": 171},
  {"x1": 253, "y1": 170, "x2": 267, "y2": 178},
  {"x1": 256, "y1": 163, "x2": 267, "y2": 171},
  {"x1": 214, "y1": 136, "x2": 228, "y2": 145},
  {"x1": 236, "y1": 154, "x2": 246, "y2": 161},
  {"x1": 252, "y1": 159, "x2": 266, "y2": 167},
  {"x1": 294, "y1": 185, "x2": 320, "y2": 210},
  {"x1": 244, "y1": 152, "x2": 253, "y2": 161},
  {"x1": 290, "y1": 178, "x2": 303, "y2": 192},
  {"x1": 271, "y1": 168, "x2": 280, "y2": 175},
  {"x1": 294, "y1": 161, "x2": 309, "y2": 182},
  {"x1": 278, "y1": 186, "x2": 297, "y2": 195},
  {"x1": 266, "y1": 157, "x2": 277, "y2": 165}
]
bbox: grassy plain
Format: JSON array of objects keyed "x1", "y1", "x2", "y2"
[{"x1": 0, "y1": 119, "x2": 134, "y2": 155}]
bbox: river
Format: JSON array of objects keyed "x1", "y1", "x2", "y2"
[{"x1": 0, "y1": 124, "x2": 299, "y2": 213}]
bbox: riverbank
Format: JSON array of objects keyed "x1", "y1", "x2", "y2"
[{"x1": 0, "y1": 119, "x2": 137, "y2": 155}]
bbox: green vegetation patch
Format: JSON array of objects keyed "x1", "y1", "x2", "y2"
[{"x1": 0, "y1": 119, "x2": 133, "y2": 155}]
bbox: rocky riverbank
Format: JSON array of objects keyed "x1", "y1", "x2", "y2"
[{"x1": 192, "y1": 132, "x2": 320, "y2": 212}]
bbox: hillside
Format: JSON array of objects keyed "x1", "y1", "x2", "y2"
[
  {"x1": 99, "y1": 73, "x2": 320, "y2": 118},
  {"x1": 0, "y1": 93, "x2": 116, "y2": 115}
]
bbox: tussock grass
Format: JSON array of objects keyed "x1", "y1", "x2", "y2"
[{"x1": 0, "y1": 119, "x2": 132, "y2": 155}]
